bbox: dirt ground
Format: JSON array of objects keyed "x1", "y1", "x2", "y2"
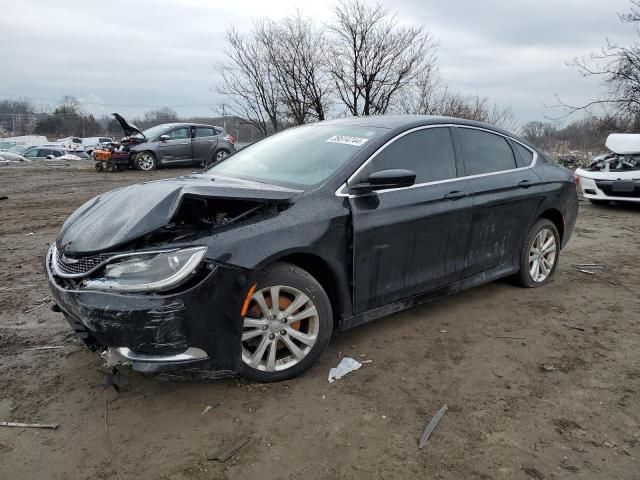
[{"x1": 0, "y1": 162, "x2": 638, "y2": 480}]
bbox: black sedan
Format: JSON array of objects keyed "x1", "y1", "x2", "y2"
[{"x1": 46, "y1": 116, "x2": 578, "y2": 382}]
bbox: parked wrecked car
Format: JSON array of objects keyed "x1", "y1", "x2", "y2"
[
  {"x1": 23, "y1": 147, "x2": 67, "y2": 160},
  {"x1": 46, "y1": 115, "x2": 578, "y2": 382},
  {"x1": 575, "y1": 133, "x2": 640, "y2": 205},
  {"x1": 111, "y1": 113, "x2": 236, "y2": 171},
  {"x1": 0, "y1": 151, "x2": 31, "y2": 163}
]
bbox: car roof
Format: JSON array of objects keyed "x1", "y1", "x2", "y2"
[
  {"x1": 317, "y1": 115, "x2": 535, "y2": 150},
  {"x1": 158, "y1": 123, "x2": 221, "y2": 129},
  {"x1": 319, "y1": 114, "x2": 505, "y2": 132}
]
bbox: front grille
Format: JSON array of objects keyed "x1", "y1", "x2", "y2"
[
  {"x1": 54, "y1": 246, "x2": 113, "y2": 277},
  {"x1": 596, "y1": 180, "x2": 640, "y2": 198}
]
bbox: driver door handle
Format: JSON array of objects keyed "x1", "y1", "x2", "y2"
[
  {"x1": 444, "y1": 191, "x2": 469, "y2": 200},
  {"x1": 518, "y1": 180, "x2": 531, "y2": 189}
]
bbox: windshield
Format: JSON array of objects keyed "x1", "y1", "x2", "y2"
[
  {"x1": 136, "y1": 124, "x2": 170, "y2": 140},
  {"x1": 207, "y1": 125, "x2": 383, "y2": 187}
]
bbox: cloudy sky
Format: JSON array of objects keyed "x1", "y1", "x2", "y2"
[{"x1": 0, "y1": 0, "x2": 637, "y2": 124}]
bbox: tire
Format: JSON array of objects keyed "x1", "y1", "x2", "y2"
[
  {"x1": 134, "y1": 151, "x2": 156, "y2": 171},
  {"x1": 589, "y1": 199, "x2": 610, "y2": 206},
  {"x1": 107, "y1": 163, "x2": 116, "y2": 173},
  {"x1": 515, "y1": 218, "x2": 560, "y2": 288},
  {"x1": 240, "y1": 262, "x2": 333, "y2": 382},
  {"x1": 207, "y1": 149, "x2": 230, "y2": 168},
  {"x1": 94, "y1": 162, "x2": 103, "y2": 172}
]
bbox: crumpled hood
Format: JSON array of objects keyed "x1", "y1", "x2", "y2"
[
  {"x1": 112, "y1": 113, "x2": 145, "y2": 138},
  {"x1": 56, "y1": 174, "x2": 301, "y2": 256}
]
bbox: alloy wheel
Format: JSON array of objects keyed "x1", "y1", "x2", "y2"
[
  {"x1": 528, "y1": 228, "x2": 557, "y2": 283},
  {"x1": 216, "y1": 150, "x2": 229, "y2": 161},
  {"x1": 137, "y1": 153, "x2": 154, "y2": 171},
  {"x1": 241, "y1": 285, "x2": 319, "y2": 372}
]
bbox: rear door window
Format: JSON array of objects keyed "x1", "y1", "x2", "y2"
[
  {"x1": 457, "y1": 128, "x2": 517, "y2": 175},
  {"x1": 365, "y1": 127, "x2": 457, "y2": 184},
  {"x1": 195, "y1": 127, "x2": 215, "y2": 138},
  {"x1": 512, "y1": 142, "x2": 534, "y2": 167}
]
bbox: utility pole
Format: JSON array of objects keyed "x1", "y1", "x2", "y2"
[{"x1": 221, "y1": 103, "x2": 227, "y2": 131}]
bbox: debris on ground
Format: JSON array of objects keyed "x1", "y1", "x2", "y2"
[
  {"x1": 574, "y1": 263, "x2": 607, "y2": 275},
  {"x1": 0, "y1": 421, "x2": 59, "y2": 429},
  {"x1": 104, "y1": 400, "x2": 123, "y2": 480},
  {"x1": 328, "y1": 357, "x2": 362, "y2": 383},
  {"x1": 418, "y1": 404, "x2": 448, "y2": 449},
  {"x1": 207, "y1": 434, "x2": 251, "y2": 462},
  {"x1": 562, "y1": 324, "x2": 586, "y2": 332},
  {"x1": 201, "y1": 402, "x2": 222, "y2": 416},
  {"x1": 541, "y1": 363, "x2": 555, "y2": 372},
  {"x1": 0, "y1": 195, "x2": 7, "y2": 200},
  {"x1": 23, "y1": 294, "x2": 52, "y2": 314}
]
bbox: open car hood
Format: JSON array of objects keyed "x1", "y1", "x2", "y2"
[
  {"x1": 112, "y1": 113, "x2": 145, "y2": 139},
  {"x1": 56, "y1": 175, "x2": 301, "y2": 256}
]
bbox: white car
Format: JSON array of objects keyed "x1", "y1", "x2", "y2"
[
  {"x1": 56, "y1": 137, "x2": 84, "y2": 152},
  {"x1": 575, "y1": 134, "x2": 640, "y2": 205}
]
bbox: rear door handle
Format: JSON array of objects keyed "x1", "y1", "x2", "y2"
[
  {"x1": 518, "y1": 180, "x2": 531, "y2": 189},
  {"x1": 444, "y1": 191, "x2": 469, "y2": 200}
]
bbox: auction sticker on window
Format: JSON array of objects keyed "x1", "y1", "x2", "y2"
[{"x1": 326, "y1": 135, "x2": 369, "y2": 147}]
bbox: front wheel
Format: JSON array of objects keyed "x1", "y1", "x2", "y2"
[
  {"x1": 516, "y1": 218, "x2": 560, "y2": 288},
  {"x1": 240, "y1": 263, "x2": 333, "y2": 382},
  {"x1": 134, "y1": 151, "x2": 156, "y2": 171}
]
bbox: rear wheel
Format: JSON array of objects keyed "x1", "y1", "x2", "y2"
[
  {"x1": 94, "y1": 162, "x2": 103, "y2": 172},
  {"x1": 240, "y1": 263, "x2": 333, "y2": 382},
  {"x1": 516, "y1": 218, "x2": 560, "y2": 288}
]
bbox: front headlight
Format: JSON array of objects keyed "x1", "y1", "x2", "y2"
[{"x1": 82, "y1": 246, "x2": 207, "y2": 292}]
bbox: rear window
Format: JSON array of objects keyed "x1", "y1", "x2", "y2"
[
  {"x1": 457, "y1": 128, "x2": 517, "y2": 175},
  {"x1": 513, "y1": 142, "x2": 534, "y2": 167},
  {"x1": 195, "y1": 127, "x2": 215, "y2": 138}
]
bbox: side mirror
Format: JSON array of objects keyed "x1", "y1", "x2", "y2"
[
  {"x1": 159, "y1": 134, "x2": 170, "y2": 142},
  {"x1": 349, "y1": 169, "x2": 416, "y2": 193}
]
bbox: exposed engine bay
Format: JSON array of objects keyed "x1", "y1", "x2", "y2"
[
  {"x1": 141, "y1": 196, "x2": 282, "y2": 246},
  {"x1": 586, "y1": 153, "x2": 640, "y2": 172}
]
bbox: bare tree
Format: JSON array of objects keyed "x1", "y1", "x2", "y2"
[
  {"x1": 556, "y1": 0, "x2": 640, "y2": 120},
  {"x1": 143, "y1": 107, "x2": 178, "y2": 125},
  {"x1": 399, "y1": 68, "x2": 516, "y2": 128},
  {"x1": 257, "y1": 14, "x2": 332, "y2": 125},
  {"x1": 328, "y1": 0, "x2": 437, "y2": 116},
  {"x1": 214, "y1": 27, "x2": 282, "y2": 136}
]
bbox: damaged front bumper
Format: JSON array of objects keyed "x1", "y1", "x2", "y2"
[
  {"x1": 46, "y1": 248, "x2": 251, "y2": 374},
  {"x1": 101, "y1": 346, "x2": 209, "y2": 373}
]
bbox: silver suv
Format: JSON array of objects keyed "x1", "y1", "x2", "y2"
[{"x1": 112, "y1": 113, "x2": 236, "y2": 171}]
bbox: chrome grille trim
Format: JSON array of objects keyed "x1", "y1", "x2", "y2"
[{"x1": 52, "y1": 245, "x2": 115, "y2": 278}]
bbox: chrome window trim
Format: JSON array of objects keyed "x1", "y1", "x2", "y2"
[{"x1": 335, "y1": 124, "x2": 538, "y2": 197}]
